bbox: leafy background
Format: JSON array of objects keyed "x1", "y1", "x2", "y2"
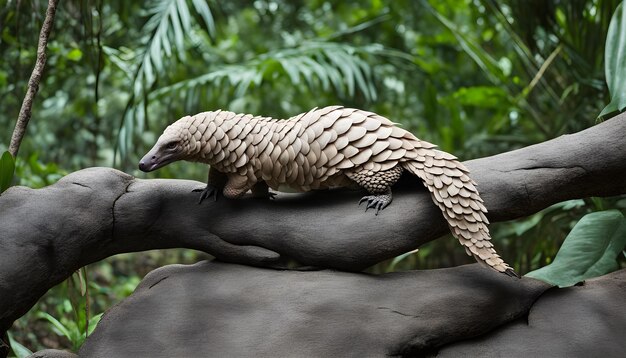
[{"x1": 1, "y1": 0, "x2": 625, "y2": 354}]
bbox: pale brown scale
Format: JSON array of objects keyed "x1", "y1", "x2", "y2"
[
  {"x1": 152, "y1": 106, "x2": 516, "y2": 276},
  {"x1": 362, "y1": 117, "x2": 382, "y2": 131},
  {"x1": 351, "y1": 148, "x2": 372, "y2": 166},
  {"x1": 376, "y1": 126, "x2": 393, "y2": 139},
  {"x1": 317, "y1": 131, "x2": 333, "y2": 149},
  {"x1": 350, "y1": 112, "x2": 368, "y2": 124},
  {"x1": 346, "y1": 126, "x2": 367, "y2": 142},
  {"x1": 343, "y1": 145, "x2": 359, "y2": 158},
  {"x1": 371, "y1": 141, "x2": 389, "y2": 156},
  {"x1": 387, "y1": 149, "x2": 406, "y2": 161},
  {"x1": 402, "y1": 140, "x2": 415, "y2": 150},
  {"x1": 238, "y1": 123, "x2": 254, "y2": 140},
  {"x1": 372, "y1": 149, "x2": 393, "y2": 162},
  {"x1": 334, "y1": 136, "x2": 349, "y2": 150},
  {"x1": 379, "y1": 161, "x2": 398, "y2": 171},
  {"x1": 388, "y1": 137, "x2": 403, "y2": 150}
]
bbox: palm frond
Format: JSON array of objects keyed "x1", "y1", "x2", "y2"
[
  {"x1": 117, "y1": 0, "x2": 214, "y2": 159},
  {"x1": 135, "y1": 0, "x2": 191, "y2": 95},
  {"x1": 425, "y1": 2, "x2": 505, "y2": 85},
  {"x1": 151, "y1": 42, "x2": 397, "y2": 104}
]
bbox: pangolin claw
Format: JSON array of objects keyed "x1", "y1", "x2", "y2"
[
  {"x1": 358, "y1": 195, "x2": 391, "y2": 215},
  {"x1": 253, "y1": 191, "x2": 277, "y2": 200},
  {"x1": 193, "y1": 184, "x2": 218, "y2": 204}
]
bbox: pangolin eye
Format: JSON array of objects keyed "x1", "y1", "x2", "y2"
[{"x1": 167, "y1": 142, "x2": 177, "y2": 149}]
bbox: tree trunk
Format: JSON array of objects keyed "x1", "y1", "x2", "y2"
[{"x1": 8, "y1": 0, "x2": 60, "y2": 158}]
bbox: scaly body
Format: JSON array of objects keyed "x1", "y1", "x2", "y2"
[{"x1": 139, "y1": 106, "x2": 516, "y2": 276}]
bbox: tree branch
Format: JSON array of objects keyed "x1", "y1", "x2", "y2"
[
  {"x1": 1, "y1": 112, "x2": 626, "y2": 336},
  {"x1": 8, "y1": 0, "x2": 60, "y2": 158}
]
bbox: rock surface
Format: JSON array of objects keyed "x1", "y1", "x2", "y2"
[
  {"x1": 437, "y1": 269, "x2": 626, "y2": 357},
  {"x1": 26, "y1": 350, "x2": 76, "y2": 358},
  {"x1": 78, "y1": 262, "x2": 548, "y2": 357}
]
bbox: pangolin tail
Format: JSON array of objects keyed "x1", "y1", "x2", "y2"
[{"x1": 402, "y1": 156, "x2": 518, "y2": 277}]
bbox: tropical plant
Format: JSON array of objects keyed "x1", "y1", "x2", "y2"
[
  {"x1": 0, "y1": 151, "x2": 15, "y2": 193},
  {"x1": 526, "y1": 210, "x2": 626, "y2": 287}
]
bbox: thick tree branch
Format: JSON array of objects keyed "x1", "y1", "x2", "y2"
[
  {"x1": 1, "y1": 113, "x2": 626, "y2": 336},
  {"x1": 8, "y1": 0, "x2": 60, "y2": 157}
]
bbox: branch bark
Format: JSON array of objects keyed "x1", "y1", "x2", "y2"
[
  {"x1": 1, "y1": 112, "x2": 626, "y2": 337},
  {"x1": 8, "y1": 0, "x2": 60, "y2": 158}
]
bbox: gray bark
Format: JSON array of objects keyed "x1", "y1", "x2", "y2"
[{"x1": 1, "y1": 113, "x2": 626, "y2": 350}]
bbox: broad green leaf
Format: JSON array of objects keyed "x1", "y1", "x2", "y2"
[
  {"x1": 77, "y1": 268, "x2": 87, "y2": 296},
  {"x1": 526, "y1": 210, "x2": 626, "y2": 287},
  {"x1": 7, "y1": 331, "x2": 33, "y2": 358},
  {"x1": 0, "y1": 151, "x2": 15, "y2": 193},
  {"x1": 88, "y1": 313, "x2": 104, "y2": 335},
  {"x1": 599, "y1": 3, "x2": 626, "y2": 120},
  {"x1": 36, "y1": 312, "x2": 73, "y2": 341},
  {"x1": 387, "y1": 249, "x2": 419, "y2": 272}
]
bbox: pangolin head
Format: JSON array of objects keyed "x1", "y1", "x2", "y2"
[{"x1": 138, "y1": 116, "x2": 199, "y2": 172}]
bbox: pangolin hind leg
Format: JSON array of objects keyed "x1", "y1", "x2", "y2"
[
  {"x1": 347, "y1": 166, "x2": 403, "y2": 215},
  {"x1": 222, "y1": 174, "x2": 260, "y2": 199},
  {"x1": 194, "y1": 167, "x2": 228, "y2": 204},
  {"x1": 251, "y1": 181, "x2": 277, "y2": 200}
]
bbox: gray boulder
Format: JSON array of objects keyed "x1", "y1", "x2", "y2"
[{"x1": 79, "y1": 262, "x2": 548, "y2": 357}]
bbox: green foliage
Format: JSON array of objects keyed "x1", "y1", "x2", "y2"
[
  {"x1": 451, "y1": 86, "x2": 509, "y2": 109},
  {"x1": 119, "y1": 0, "x2": 216, "y2": 158},
  {"x1": 35, "y1": 312, "x2": 103, "y2": 352},
  {"x1": 526, "y1": 210, "x2": 626, "y2": 287},
  {"x1": 29, "y1": 269, "x2": 103, "y2": 351},
  {"x1": 600, "y1": 3, "x2": 626, "y2": 119},
  {"x1": 0, "y1": 151, "x2": 15, "y2": 193},
  {"x1": 7, "y1": 332, "x2": 33, "y2": 358},
  {"x1": 14, "y1": 153, "x2": 66, "y2": 189}
]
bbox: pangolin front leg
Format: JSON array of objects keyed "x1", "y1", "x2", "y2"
[
  {"x1": 194, "y1": 167, "x2": 228, "y2": 203},
  {"x1": 347, "y1": 166, "x2": 403, "y2": 215}
]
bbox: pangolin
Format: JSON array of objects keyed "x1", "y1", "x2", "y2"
[{"x1": 139, "y1": 106, "x2": 516, "y2": 276}]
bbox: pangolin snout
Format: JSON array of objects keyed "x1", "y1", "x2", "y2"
[{"x1": 138, "y1": 151, "x2": 159, "y2": 172}]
